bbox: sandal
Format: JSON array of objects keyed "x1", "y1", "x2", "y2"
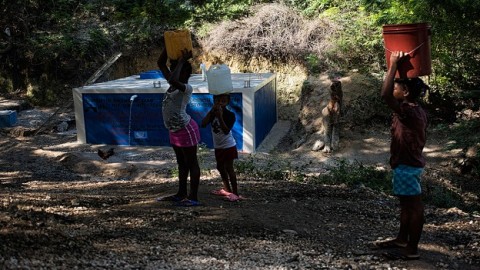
[
  {"x1": 383, "y1": 250, "x2": 420, "y2": 261},
  {"x1": 156, "y1": 194, "x2": 183, "y2": 202},
  {"x1": 211, "y1": 189, "x2": 231, "y2": 196},
  {"x1": 176, "y1": 199, "x2": 201, "y2": 207},
  {"x1": 371, "y1": 239, "x2": 407, "y2": 250},
  {"x1": 224, "y1": 193, "x2": 243, "y2": 202}
]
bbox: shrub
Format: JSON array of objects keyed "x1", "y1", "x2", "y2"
[
  {"x1": 235, "y1": 154, "x2": 309, "y2": 182},
  {"x1": 202, "y1": 3, "x2": 337, "y2": 64},
  {"x1": 314, "y1": 158, "x2": 392, "y2": 192}
]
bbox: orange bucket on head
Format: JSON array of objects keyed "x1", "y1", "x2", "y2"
[
  {"x1": 164, "y1": 29, "x2": 193, "y2": 60},
  {"x1": 383, "y1": 23, "x2": 432, "y2": 78}
]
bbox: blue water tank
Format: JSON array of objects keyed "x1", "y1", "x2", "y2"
[{"x1": 139, "y1": 70, "x2": 164, "y2": 79}]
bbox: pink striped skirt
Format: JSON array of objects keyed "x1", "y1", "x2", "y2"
[{"x1": 169, "y1": 119, "x2": 201, "y2": 147}]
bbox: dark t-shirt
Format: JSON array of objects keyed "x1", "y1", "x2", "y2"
[
  {"x1": 211, "y1": 108, "x2": 236, "y2": 149},
  {"x1": 390, "y1": 102, "x2": 428, "y2": 169},
  {"x1": 211, "y1": 108, "x2": 235, "y2": 134}
]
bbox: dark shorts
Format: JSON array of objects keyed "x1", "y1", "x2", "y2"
[
  {"x1": 215, "y1": 146, "x2": 238, "y2": 162},
  {"x1": 393, "y1": 164, "x2": 423, "y2": 196}
]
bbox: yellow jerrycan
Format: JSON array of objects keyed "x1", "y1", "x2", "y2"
[{"x1": 164, "y1": 29, "x2": 193, "y2": 60}]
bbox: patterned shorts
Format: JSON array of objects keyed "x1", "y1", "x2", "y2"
[
  {"x1": 392, "y1": 164, "x2": 423, "y2": 196},
  {"x1": 169, "y1": 119, "x2": 200, "y2": 147}
]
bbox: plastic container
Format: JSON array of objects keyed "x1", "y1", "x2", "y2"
[
  {"x1": 383, "y1": 23, "x2": 432, "y2": 78},
  {"x1": 0, "y1": 110, "x2": 17, "y2": 127},
  {"x1": 206, "y1": 64, "x2": 233, "y2": 95},
  {"x1": 164, "y1": 29, "x2": 193, "y2": 60},
  {"x1": 139, "y1": 70, "x2": 164, "y2": 79}
]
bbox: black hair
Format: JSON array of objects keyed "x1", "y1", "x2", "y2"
[
  {"x1": 329, "y1": 79, "x2": 343, "y2": 105},
  {"x1": 181, "y1": 61, "x2": 193, "y2": 76},
  {"x1": 213, "y1": 94, "x2": 230, "y2": 102},
  {"x1": 394, "y1": 77, "x2": 429, "y2": 99},
  {"x1": 170, "y1": 60, "x2": 193, "y2": 77},
  {"x1": 330, "y1": 79, "x2": 342, "y2": 91}
]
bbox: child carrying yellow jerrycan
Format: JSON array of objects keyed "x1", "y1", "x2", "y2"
[{"x1": 164, "y1": 29, "x2": 193, "y2": 60}]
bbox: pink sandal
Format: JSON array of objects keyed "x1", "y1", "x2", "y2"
[
  {"x1": 224, "y1": 193, "x2": 243, "y2": 202},
  {"x1": 211, "y1": 189, "x2": 231, "y2": 196}
]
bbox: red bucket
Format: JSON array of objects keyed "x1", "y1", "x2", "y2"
[{"x1": 383, "y1": 23, "x2": 432, "y2": 78}]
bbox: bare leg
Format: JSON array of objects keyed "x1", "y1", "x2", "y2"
[
  {"x1": 331, "y1": 126, "x2": 339, "y2": 150},
  {"x1": 216, "y1": 160, "x2": 232, "y2": 193},
  {"x1": 401, "y1": 195, "x2": 424, "y2": 255},
  {"x1": 323, "y1": 123, "x2": 333, "y2": 153},
  {"x1": 184, "y1": 145, "x2": 200, "y2": 201},
  {"x1": 172, "y1": 146, "x2": 188, "y2": 198},
  {"x1": 174, "y1": 145, "x2": 200, "y2": 201},
  {"x1": 396, "y1": 197, "x2": 410, "y2": 245},
  {"x1": 225, "y1": 159, "x2": 238, "y2": 195}
]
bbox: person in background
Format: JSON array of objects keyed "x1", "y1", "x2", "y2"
[
  {"x1": 311, "y1": 79, "x2": 343, "y2": 153},
  {"x1": 156, "y1": 46, "x2": 201, "y2": 207},
  {"x1": 201, "y1": 94, "x2": 241, "y2": 202},
  {"x1": 374, "y1": 51, "x2": 429, "y2": 260}
]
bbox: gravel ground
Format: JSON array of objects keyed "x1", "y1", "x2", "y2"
[{"x1": 0, "y1": 107, "x2": 479, "y2": 270}]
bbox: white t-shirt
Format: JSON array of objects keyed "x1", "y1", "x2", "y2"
[{"x1": 162, "y1": 84, "x2": 192, "y2": 132}]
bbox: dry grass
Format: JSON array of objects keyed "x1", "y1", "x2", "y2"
[{"x1": 201, "y1": 3, "x2": 339, "y2": 64}]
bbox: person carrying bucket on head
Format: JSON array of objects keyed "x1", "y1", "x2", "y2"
[
  {"x1": 155, "y1": 40, "x2": 202, "y2": 207},
  {"x1": 201, "y1": 93, "x2": 242, "y2": 202},
  {"x1": 374, "y1": 50, "x2": 430, "y2": 261}
]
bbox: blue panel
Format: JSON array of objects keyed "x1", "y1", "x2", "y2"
[
  {"x1": 254, "y1": 80, "x2": 276, "y2": 148},
  {"x1": 82, "y1": 93, "x2": 244, "y2": 150},
  {"x1": 83, "y1": 93, "x2": 167, "y2": 146}
]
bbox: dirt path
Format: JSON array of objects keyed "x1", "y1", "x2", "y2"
[{"x1": 1, "y1": 118, "x2": 479, "y2": 269}]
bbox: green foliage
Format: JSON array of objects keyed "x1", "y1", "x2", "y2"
[
  {"x1": 427, "y1": 1, "x2": 480, "y2": 112},
  {"x1": 87, "y1": 29, "x2": 112, "y2": 54},
  {"x1": 282, "y1": 0, "x2": 386, "y2": 72},
  {"x1": 284, "y1": 0, "x2": 480, "y2": 119},
  {"x1": 285, "y1": 0, "x2": 335, "y2": 16},
  {"x1": 364, "y1": 0, "x2": 480, "y2": 116},
  {"x1": 305, "y1": 54, "x2": 322, "y2": 74},
  {"x1": 0, "y1": 0, "x2": 479, "y2": 114},
  {"x1": 235, "y1": 155, "x2": 310, "y2": 182},
  {"x1": 197, "y1": 143, "x2": 214, "y2": 175},
  {"x1": 314, "y1": 159, "x2": 392, "y2": 192},
  {"x1": 235, "y1": 155, "x2": 288, "y2": 180},
  {"x1": 0, "y1": 77, "x2": 14, "y2": 96},
  {"x1": 26, "y1": 76, "x2": 68, "y2": 105},
  {"x1": 236, "y1": 154, "x2": 477, "y2": 211},
  {"x1": 234, "y1": 155, "x2": 257, "y2": 176},
  {"x1": 343, "y1": 94, "x2": 390, "y2": 127},
  {"x1": 190, "y1": 0, "x2": 252, "y2": 25},
  {"x1": 423, "y1": 183, "x2": 466, "y2": 210},
  {"x1": 442, "y1": 119, "x2": 480, "y2": 175},
  {"x1": 447, "y1": 119, "x2": 480, "y2": 150}
]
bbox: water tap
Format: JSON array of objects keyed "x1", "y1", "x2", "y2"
[{"x1": 200, "y1": 63, "x2": 207, "y2": 81}]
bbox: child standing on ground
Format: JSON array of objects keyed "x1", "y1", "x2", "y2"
[
  {"x1": 156, "y1": 46, "x2": 201, "y2": 207},
  {"x1": 376, "y1": 51, "x2": 429, "y2": 260},
  {"x1": 322, "y1": 79, "x2": 343, "y2": 153},
  {"x1": 201, "y1": 94, "x2": 241, "y2": 202}
]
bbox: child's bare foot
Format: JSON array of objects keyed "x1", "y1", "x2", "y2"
[
  {"x1": 371, "y1": 239, "x2": 407, "y2": 250},
  {"x1": 211, "y1": 189, "x2": 231, "y2": 196},
  {"x1": 383, "y1": 249, "x2": 420, "y2": 260}
]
